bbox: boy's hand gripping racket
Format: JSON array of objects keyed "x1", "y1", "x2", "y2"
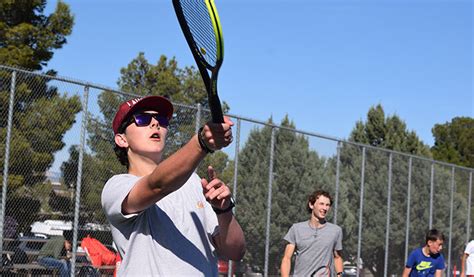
[{"x1": 173, "y1": 0, "x2": 224, "y2": 123}]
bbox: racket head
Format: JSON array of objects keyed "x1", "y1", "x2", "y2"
[
  {"x1": 173, "y1": 0, "x2": 225, "y2": 123},
  {"x1": 173, "y1": 0, "x2": 224, "y2": 71}
]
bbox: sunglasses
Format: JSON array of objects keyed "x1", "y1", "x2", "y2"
[{"x1": 131, "y1": 113, "x2": 169, "y2": 128}]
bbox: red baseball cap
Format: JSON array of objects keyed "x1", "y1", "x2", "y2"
[{"x1": 112, "y1": 95, "x2": 173, "y2": 134}]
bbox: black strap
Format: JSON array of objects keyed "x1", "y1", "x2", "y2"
[
  {"x1": 198, "y1": 127, "x2": 214, "y2": 153},
  {"x1": 213, "y1": 197, "x2": 235, "y2": 214}
]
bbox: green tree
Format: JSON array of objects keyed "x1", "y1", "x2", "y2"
[
  {"x1": 338, "y1": 105, "x2": 467, "y2": 275},
  {"x1": 60, "y1": 145, "x2": 105, "y2": 221},
  {"x1": 0, "y1": 0, "x2": 79, "y2": 231},
  {"x1": 237, "y1": 116, "x2": 329, "y2": 275},
  {"x1": 431, "y1": 116, "x2": 474, "y2": 243},
  {"x1": 0, "y1": 0, "x2": 74, "y2": 71},
  {"x1": 349, "y1": 105, "x2": 431, "y2": 156},
  {"x1": 431, "y1": 117, "x2": 474, "y2": 168}
]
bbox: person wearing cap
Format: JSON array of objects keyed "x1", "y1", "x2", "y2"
[{"x1": 101, "y1": 96, "x2": 246, "y2": 276}]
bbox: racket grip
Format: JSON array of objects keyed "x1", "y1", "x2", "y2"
[{"x1": 209, "y1": 94, "x2": 224, "y2": 123}]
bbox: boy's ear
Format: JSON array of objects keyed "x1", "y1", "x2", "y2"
[{"x1": 115, "y1": 133, "x2": 128, "y2": 148}]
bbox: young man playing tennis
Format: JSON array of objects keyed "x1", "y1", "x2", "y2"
[
  {"x1": 102, "y1": 96, "x2": 246, "y2": 276},
  {"x1": 280, "y1": 190, "x2": 344, "y2": 277},
  {"x1": 402, "y1": 229, "x2": 445, "y2": 277}
]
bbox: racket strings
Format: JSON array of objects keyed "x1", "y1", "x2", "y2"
[{"x1": 180, "y1": 0, "x2": 218, "y2": 67}]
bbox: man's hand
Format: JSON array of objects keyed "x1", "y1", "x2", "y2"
[
  {"x1": 201, "y1": 166, "x2": 232, "y2": 210},
  {"x1": 200, "y1": 116, "x2": 234, "y2": 152},
  {"x1": 202, "y1": 166, "x2": 245, "y2": 260}
]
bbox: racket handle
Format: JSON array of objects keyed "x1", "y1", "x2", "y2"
[{"x1": 208, "y1": 94, "x2": 224, "y2": 123}]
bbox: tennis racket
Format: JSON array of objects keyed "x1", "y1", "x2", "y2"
[
  {"x1": 173, "y1": 0, "x2": 224, "y2": 123},
  {"x1": 311, "y1": 265, "x2": 331, "y2": 277}
]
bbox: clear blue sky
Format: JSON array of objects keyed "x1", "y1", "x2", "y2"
[{"x1": 45, "y1": 0, "x2": 472, "y2": 149}]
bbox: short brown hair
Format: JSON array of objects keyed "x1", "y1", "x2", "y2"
[
  {"x1": 114, "y1": 114, "x2": 134, "y2": 168},
  {"x1": 307, "y1": 190, "x2": 333, "y2": 213},
  {"x1": 425, "y1": 229, "x2": 444, "y2": 244}
]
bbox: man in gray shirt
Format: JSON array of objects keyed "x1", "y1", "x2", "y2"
[
  {"x1": 280, "y1": 190, "x2": 343, "y2": 277},
  {"x1": 102, "y1": 96, "x2": 246, "y2": 276}
]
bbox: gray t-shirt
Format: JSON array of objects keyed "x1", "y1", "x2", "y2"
[
  {"x1": 102, "y1": 173, "x2": 219, "y2": 276},
  {"x1": 283, "y1": 221, "x2": 343, "y2": 276}
]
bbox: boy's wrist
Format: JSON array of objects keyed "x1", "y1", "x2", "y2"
[
  {"x1": 212, "y1": 197, "x2": 235, "y2": 214},
  {"x1": 197, "y1": 127, "x2": 214, "y2": 153}
]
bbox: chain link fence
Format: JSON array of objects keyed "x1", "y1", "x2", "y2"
[{"x1": 0, "y1": 64, "x2": 472, "y2": 276}]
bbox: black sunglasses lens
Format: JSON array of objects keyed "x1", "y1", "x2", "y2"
[
  {"x1": 156, "y1": 116, "x2": 169, "y2": 127},
  {"x1": 134, "y1": 114, "x2": 169, "y2": 127},
  {"x1": 134, "y1": 114, "x2": 152, "y2": 126}
]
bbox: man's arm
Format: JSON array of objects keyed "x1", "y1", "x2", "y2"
[
  {"x1": 212, "y1": 211, "x2": 246, "y2": 261},
  {"x1": 334, "y1": 250, "x2": 343, "y2": 275},
  {"x1": 281, "y1": 244, "x2": 295, "y2": 277},
  {"x1": 123, "y1": 118, "x2": 233, "y2": 214},
  {"x1": 461, "y1": 252, "x2": 468, "y2": 277},
  {"x1": 435, "y1": 269, "x2": 443, "y2": 277},
  {"x1": 203, "y1": 167, "x2": 245, "y2": 261},
  {"x1": 402, "y1": 267, "x2": 412, "y2": 277}
]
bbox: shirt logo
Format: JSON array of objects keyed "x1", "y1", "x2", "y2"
[
  {"x1": 197, "y1": 201, "x2": 204, "y2": 209},
  {"x1": 416, "y1": 261, "x2": 432, "y2": 271}
]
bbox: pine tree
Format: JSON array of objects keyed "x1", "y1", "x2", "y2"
[
  {"x1": 237, "y1": 116, "x2": 329, "y2": 274},
  {"x1": 338, "y1": 105, "x2": 467, "y2": 275},
  {"x1": 0, "y1": 0, "x2": 79, "y2": 232}
]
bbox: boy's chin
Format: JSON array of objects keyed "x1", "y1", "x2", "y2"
[{"x1": 316, "y1": 216, "x2": 327, "y2": 223}]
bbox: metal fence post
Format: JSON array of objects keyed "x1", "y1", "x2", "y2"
[
  {"x1": 228, "y1": 119, "x2": 241, "y2": 277},
  {"x1": 263, "y1": 127, "x2": 276, "y2": 277},
  {"x1": 0, "y1": 71, "x2": 16, "y2": 263},
  {"x1": 383, "y1": 153, "x2": 393, "y2": 277},
  {"x1": 356, "y1": 147, "x2": 366, "y2": 277},
  {"x1": 404, "y1": 157, "x2": 413, "y2": 263},
  {"x1": 232, "y1": 119, "x2": 241, "y2": 202},
  {"x1": 196, "y1": 103, "x2": 201, "y2": 134},
  {"x1": 429, "y1": 163, "x2": 435, "y2": 229},
  {"x1": 447, "y1": 166, "x2": 455, "y2": 276},
  {"x1": 70, "y1": 86, "x2": 90, "y2": 277},
  {"x1": 194, "y1": 104, "x2": 201, "y2": 173},
  {"x1": 468, "y1": 171, "x2": 473, "y2": 244},
  {"x1": 334, "y1": 141, "x2": 342, "y2": 224}
]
